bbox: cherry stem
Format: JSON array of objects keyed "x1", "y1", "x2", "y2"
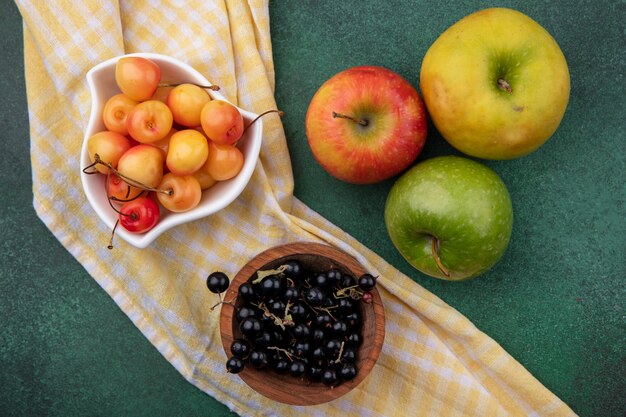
[
  {"x1": 88, "y1": 154, "x2": 173, "y2": 197},
  {"x1": 108, "y1": 219, "x2": 120, "y2": 250},
  {"x1": 497, "y1": 78, "x2": 513, "y2": 93},
  {"x1": 431, "y1": 237, "x2": 451, "y2": 278},
  {"x1": 332, "y1": 111, "x2": 368, "y2": 126},
  {"x1": 242, "y1": 109, "x2": 284, "y2": 136},
  {"x1": 157, "y1": 82, "x2": 220, "y2": 91},
  {"x1": 109, "y1": 193, "x2": 146, "y2": 204}
]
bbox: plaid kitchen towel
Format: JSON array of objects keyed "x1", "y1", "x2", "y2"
[{"x1": 16, "y1": 1, "x2": 576, "y2": 416}]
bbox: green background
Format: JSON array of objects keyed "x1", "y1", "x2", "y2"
[{"x1": 1, "y1": 1, "x2": 624, "y2": 416}]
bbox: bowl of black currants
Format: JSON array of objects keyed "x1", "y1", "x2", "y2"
[{"x1": 217, "y1": 242, "x2": 385, "y2": 405}]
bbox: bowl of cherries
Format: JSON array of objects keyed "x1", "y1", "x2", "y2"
[
  {"x1": 213, "y1": 242, "x2": 385, "y2": 406},
  {"x1": 80, "y1": 53, "x2": 267, "y2": 248}
]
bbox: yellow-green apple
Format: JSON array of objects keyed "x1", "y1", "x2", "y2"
[
  {"x1": 305, "y1": 66, "x2": 427, "y2": 184},
  {"x1": 384, "y1": 156, "x2": 513, "y2": 280},
  {"x1": 420, "y1": 8, "x2": 570, "y2": 159}
]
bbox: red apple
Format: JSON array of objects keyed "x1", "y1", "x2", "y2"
[{"x1": 305, "y1": 66, "x2": 427, "y2": 184}]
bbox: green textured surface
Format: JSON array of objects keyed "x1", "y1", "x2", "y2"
[{"x1": 1, "y1": 1, "x2": 624, "y2": 416}]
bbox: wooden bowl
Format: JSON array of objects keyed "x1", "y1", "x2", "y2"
[{"x1": 220, "y1": 242, "x2": 385, "y2": 405}]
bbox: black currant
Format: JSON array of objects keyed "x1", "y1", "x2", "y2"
[
  {"x1": 346, "y1": 332, "x2": 362, "y2": 347},
  {"x1": 274, "y1": 359, "x2": 289, "y2": 374},
  {"x1": 358, "y1": 273, "x2": 377, "y2": 291},
  {"x1": 228, "y1": 261, "x2": 370, "y2": 389},
  {"x1": 324, "y1": 338, "x2": 343, "y2": 357},
  {"x1": 311, "y1": 346, "x2": 326, "y2": 361},
  {"x1": 337, "y1": 298, "x2": 355, "y2": 312},
  {"x1": 326, "y1": 268, "x2": 342, "y2": 287},
  {"x1": 345, "y1": 311, "x2": 361, "y2": 327},
  {"x1": 322, "y1": 368, "x2": 340, "y2": 386},
  {"x1": 290, "y1": 303, "x2": 308, "y2": 322},
  {"x1": 289, "y1": 360, "x2": 307, "y2": 377},
  {"x1": 312, "y1": 272, "x2": 328, "y2": 288},
  {"x1": 207, "y1": 272, "x2": 229, "y2": 293},
  {"x1": 261, "y1": 276, "x2": 284, "y2": 297},
  {"x1": 271, "y1": 329, "x2": 286, "y2": 347},
  {"x1": 293, "y1": 323, "x2": 310, "y2": 340},
  {"x1": 305, "y1": 287, "x2": 325, "y2": 307},
  {"x1": 312, "y1": 328, "x2": 325, "y2": 343},
  {"x1": 284, "y1": 286, "x2": 300, "y2": 302},
  {"x1": 230, "y1": 339, "x2": 251, "y2": 359},
  {"x1": 237, "y1": 282, "x2": 256, "y2": 301},
  {"x1": 293, "y1": 341, "x2": 311, "y2": 356},
  {"x1": 235, "y1": 305, "x2": 257, "y2": 322},
  {"x1": 226, "y1": 356, "x2": 244, "y2": 374},
  {"x1": 341, "y1": 347, "x2": 357, "y2": 363},
  {"x1": 339, "y1": 274, "x2": 356, "y2": 289},
  {"x1": 282, "y1": 260, "x2": 303, "y2": 279},
  {"x1": 332, "y1": 320, "x2": 349, "y2": 337},
  {"x1": 253, "y1": 330, "x2": 273, "y2": 349},
  {"x1": 249, "y1": 350, "x2": 268, "y2": 369},
  {"x1": 340, "y1": 363, "x2": 357, "y2": 381},
  {"x1": 315, "y1": 312, "x2": 332, "y2": 328},
  {"x1": 269, "y1": 299, "x2": 286, "y2": 315},
  {"x1": 239, "y1": 317, "x2": 262, "y2": 338}
]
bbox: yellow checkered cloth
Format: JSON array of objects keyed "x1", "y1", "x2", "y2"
[{"x1": 17, "y1": 1, "x2": 576, "y2": 416}]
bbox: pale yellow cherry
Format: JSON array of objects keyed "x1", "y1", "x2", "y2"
[
  {"x1": 192, "y1": 165, "x2": 217, "y2": 190},
  {"x1": 166, "y1": 83, "x2": 211, "y2": 127},
  {"x1": 203, "y1": 141, "x2": 244, "y2": 181},
  {"x1": 117, "y1": 144, "x2": 164, "y2": 189},
  {"x1": 87, "y1": 131, "x2": 133, "y2": 175},
  {"x1": 157, "y1": 173, "x2": 202, "y2": 213},
  {"x1": 166, "y1": 129, "x2": 209, "y2": 176}
]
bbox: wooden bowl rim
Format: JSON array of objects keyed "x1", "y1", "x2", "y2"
[{"x1": 219, "y1": 242, "x2": 385, "y2": 406}]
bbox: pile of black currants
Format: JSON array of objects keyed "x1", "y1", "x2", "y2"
[{"x1": 207, "y1": 259, "x2": 378, "y2": 388}]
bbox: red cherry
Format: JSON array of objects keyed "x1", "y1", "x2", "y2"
[{"x1": 118, "y1": 197, "x2": 160, "y2": 233}]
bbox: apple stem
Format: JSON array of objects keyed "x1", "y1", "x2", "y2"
[
  {"x1": 497, "y1": 78, "x2": 513, "y2": 93},
  {"x1": 431, "y1": 237, "x2": 451, "y2": 278},
  {"x1": 332, "y1": 112, "x2": 368, "y2": 126},
  {"x1": 157, "y1": 82, "x2": 221, "y2": 91}
]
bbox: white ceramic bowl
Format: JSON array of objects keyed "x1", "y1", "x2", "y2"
[{"x1": 80, "y1": 53, "x2": 262, "y2": 248}]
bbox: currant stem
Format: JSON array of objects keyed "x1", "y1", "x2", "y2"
[
  {"x1": 431, "y1": 237, "x2": 451, "y2": 278},
  {"x1": 210, "y1": 294, "x2": 236, "y2": 311},
  {"x1": 497, "y1": 78, "x2": 513, "y2": 93},
  {"x1": 332, "y1": 112, "x2": 368, "y2": 126},
  {"x1": 334, "y1": 341, "x2": 345, "y2": 363},
  {"x1": 157, "y1": 82, "x2": 220, "y2": 91},
  {"x1": 267, "y1": 346, "x2": 298, "y2": 361}
]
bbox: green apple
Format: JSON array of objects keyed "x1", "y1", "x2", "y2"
[
  {"x1": 420, "y1": 8, "x2": 570, "y2": 159},
  {"x1": 384, "y1": 156, "x2": 513, "y2": 280}
]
